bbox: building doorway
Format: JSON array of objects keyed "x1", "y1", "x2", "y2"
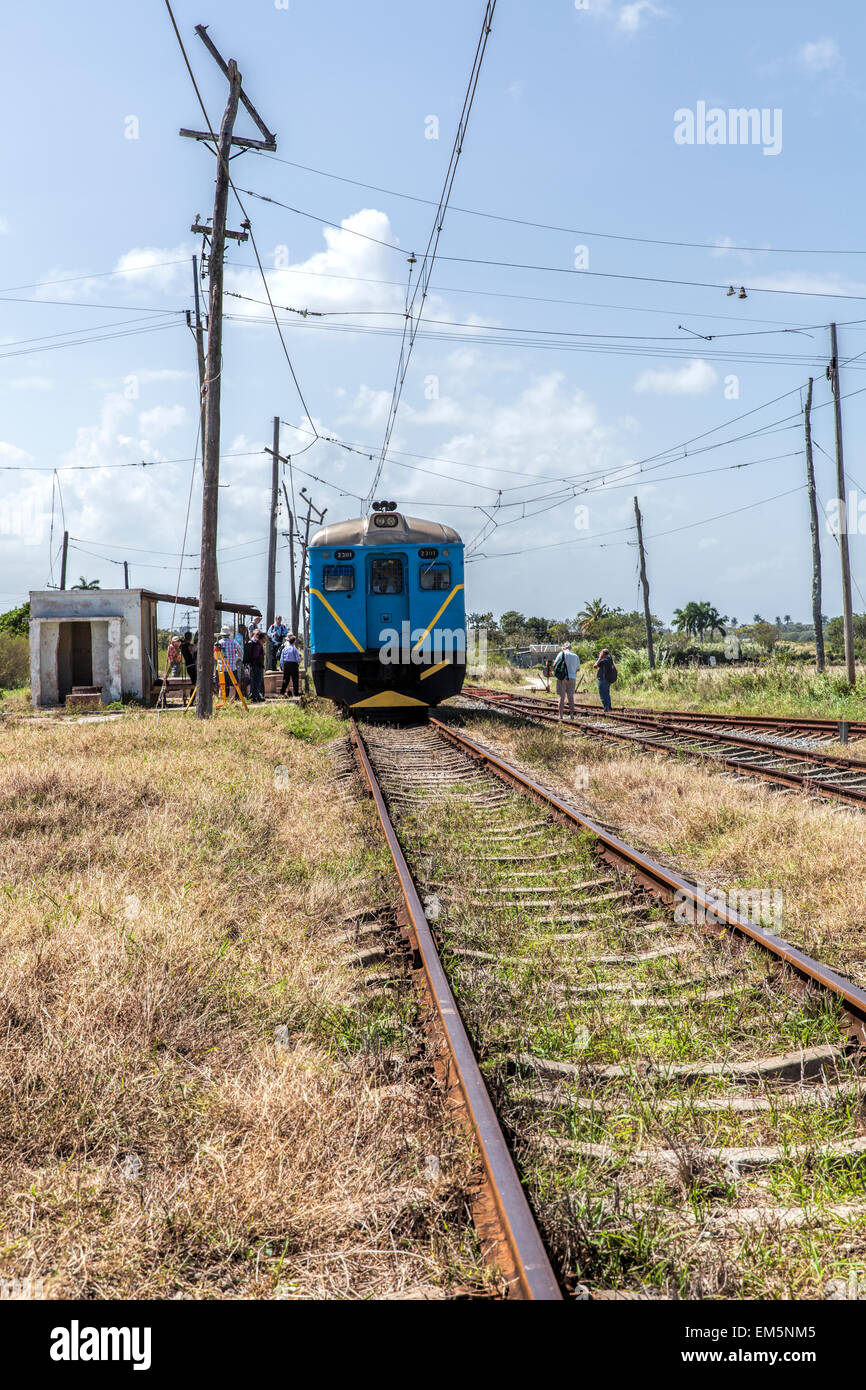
[{"x1": 57, "y1": 621, "x2": 93, "y2": 700}]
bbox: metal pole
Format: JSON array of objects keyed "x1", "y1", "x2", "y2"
[
  {"x1": 196, "y1": 61, "x2": 242, "y2": 719},
  {"x1": 59, "y1": 530, "x2": 69, "y2": 590},
  {"x1": 123, "y1": 560, "x2": 129, "y2": 589},
  {"x1": 829, "y1": 323, "x2": 856, "y2": 686}
]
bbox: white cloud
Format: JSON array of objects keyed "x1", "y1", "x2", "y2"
[
  {"x1": 506, "y1": 80, "x2": 524, "y2": 100},
  {"x1": 0, "y1": 440, "x2": 34, "y2": 463},
  {"x1": 6, "y1": 376, "x2": 53, "y2": 391},
  {"x1": 633, "y1": 359, "x2": 717, "y2": 396},
  {"x1": 138, "y1": 404, "x2": 187, "y2": 437},
  {"x1": 798, "y1": 38, "x2": 843, "y2": 74},
  {"x1": 618, "y1": 2, "x2": 668, "y2": 34}
]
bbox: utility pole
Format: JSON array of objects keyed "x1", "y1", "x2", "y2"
[
  {"x1": 266, "y1": 416, "x2": 279, "y2": 664},
  {"x1": 178, "y1": 25, "x2": 276, "y2": 718},
  {"x1": 280, "y1": 482, "x2": 300, "y2": 636},
  {"x1": 123, "y1": 560, "x2": 129, "y2": 590},
  {"x1": 59, "y1": 530, "x2": 69, "y2": 590},
  {"x1": 298, "y1": 490, "x2": 326, "y2": 677},
  {"x1": 829, "y1": 323, "x2": 856, "y2": 686},
  {"x1": 633, "y1": 496, "x2": 655, "y2": 670},
  {"x1": 803, "y1": 377, "x2": 825, "y2": 673}
]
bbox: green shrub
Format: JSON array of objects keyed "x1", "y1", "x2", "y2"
[{"x1": 0, "y1": 633, "x2": 29, "y2": 690}]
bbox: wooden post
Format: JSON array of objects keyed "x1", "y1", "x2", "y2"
[
  {"x1": 59, "y1": 530, "x2": 69, "y2": 590},
  {"x1": 633, "y1": 496, "x2": 655, "y2": 670},
  {"x1": 803, "y1": 377, "x2": 825, "y2": 673},
  {"x1": 195, "y1": 60, "x2": 242, "y2": 719},
  {"x1": 829, "y1": 323, "x2": 856, "y2": 686},
  {"x1": 123, "y1": 560, "x2": 129, "y2": 589},
  {"x1": 266, "y1": 416, "x2": 279, "y2": 664}
]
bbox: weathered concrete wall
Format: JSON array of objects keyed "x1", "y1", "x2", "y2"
[{"x1": 29, "y1": 590, "x2": 147, "y2": 707}]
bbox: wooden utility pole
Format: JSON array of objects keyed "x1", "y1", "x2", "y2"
[
  {"x1": 59, "y1": 530, "x2": 69, "y2": 590},
  {"x1": 288, "y1": 507, "x2": 298, "y2": 637},
  {"x1": 123, "y1": 560, "x2": 130, "y2": 590},
  {"x1": 178, "y1": 25, "x2": 276, "y2": 717},
  {"x1": 633, "y1": 496, "x2": 655, "y2": 669},
  {"x1": 265, "y1": 416, "x2": 280, "y2": 663},
  {"x1": 297, "y1": 489, "x2": 326, "y2": 677},
  {"x1": 803, "y1": 377, "x2": 825, "y2": 672},
  {"x1": 194, "y1": 63, "x2": 240, "y2": 718},
  {"x1": 829, "y1": 323, "x2": 856, "y2": 686},
  {"x1": 280, "y1": 481, "x2": 300, "y2": 636}
]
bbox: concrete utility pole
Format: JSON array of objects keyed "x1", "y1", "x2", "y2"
[
  {"x1": 265, "y1": 416, "x2": 279, "y2": 663},
  {"x1": 59, "y1": 530, "x2": 69, "y2": 590},
  {"x1": 178, "y1": 25, "x2": 276, "y2": 718},
  {"x1": 829, "y1": 323, "x2": 857, "y2": 686},
  {"x1": 633, "y1": 496, "x2": 655, "y2": 670},
  {"x1": 803, "y1": 377, "x2": 825, "y2": 673}
]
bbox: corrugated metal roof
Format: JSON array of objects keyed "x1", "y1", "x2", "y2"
[{"x1": 310, "y1": 514, "x2": 462, "y2": 547}]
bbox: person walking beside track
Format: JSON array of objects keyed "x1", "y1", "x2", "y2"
[
  {"x1": 267, "y1": 615, "x2": 287, "y2": 670},
  {"x1": 279, "y1": 633, "x2": 301, "y2": 697},
  {"x1": 594, "y1": 647, "x2": 616, "y2": 713},
  {"x1": 552, "y1": 641, "x2": 582, "y2": 721},
  {"x1": 245, "y1": 628, "x2": 266, "y2": 703}
]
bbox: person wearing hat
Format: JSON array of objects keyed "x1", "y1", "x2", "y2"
[
  {"x1": 166, "y1": 633, "x2": 181, "y2": 677},
  {"x1": 279, "y1": 633, "x2": 302, "y2": 697},
  {"x1": 552, "y1": 640, "x2": 582, "y2": 721},
  {"x1": 267, "y1": 614, "x2": 288, "y2": 670},
  {"x1": 244, "y1": 628, "x2": 266, "y2": 702},
  {"x1": 216, "y1": 625, "x2": 243, "y2": 699}
]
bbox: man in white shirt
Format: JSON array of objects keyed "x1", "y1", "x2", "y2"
[{"x1": 554, "y1": 641, "x2": 581, "y2": 720}]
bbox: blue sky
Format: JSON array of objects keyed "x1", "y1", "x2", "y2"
[{"x1": 2, "y1": 0, "x2": 866, "y2": 629}]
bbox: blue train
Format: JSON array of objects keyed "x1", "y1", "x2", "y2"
[{"x1": 307, "y1": 503, "x2": 466, "y2": 712}]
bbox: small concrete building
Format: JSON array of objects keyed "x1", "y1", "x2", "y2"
[{"x1": 29, "y1": 588, "x2": 261, "y2": 708}]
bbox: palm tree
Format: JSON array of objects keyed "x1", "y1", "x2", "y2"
[
  {"x1": 577, "y1": 598, "x2": 610, "y2": 634},
  {"x1": 71, "y1": 576, "x2": 100, "y2": 590},
  {"x1": 673, "y1": 602, "x2": 702, "y2": 640}
]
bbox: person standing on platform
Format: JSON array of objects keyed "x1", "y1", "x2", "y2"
[
  {"x1": 245, "y1": 628, "x2": 266, "y2": 703},
  {"x1": 279, "y1": 634, "x2": 301, "y2": 697}
]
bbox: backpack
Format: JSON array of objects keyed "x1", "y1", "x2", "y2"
[
  {"x1": 608, "y1": 660, "x2": 618, "y2": 683},
  {"x1": 552, "y1": 652, "x2": 569, "y2": 680}
]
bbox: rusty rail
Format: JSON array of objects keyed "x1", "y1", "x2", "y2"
[
  {"x1": 348, "y1": 719, "x2": 562, "y2": 1300},
  {"x1": 431, "y1": 717, "x2": 866, "y2": 1040},
  {"x1": 461, "y1": 688, "x2": 866, "y2": 809},
  {"x1": 463, "y1": 686, "x2": 866, "y2": 740}
]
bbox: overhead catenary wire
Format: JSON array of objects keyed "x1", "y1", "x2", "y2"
[{"x1": 364, "y1": 0, "x2": 498, "y2": 506}]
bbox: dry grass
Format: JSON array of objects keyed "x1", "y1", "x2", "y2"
[
  {"x1": 0, "y1": 703, "x2": 486, "y2": 1300},
  {"x1": 451, "y1": 711, "x2": 866, "y2": 990}
]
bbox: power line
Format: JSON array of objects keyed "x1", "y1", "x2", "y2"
[
  {"x1": 365, "y1": 0, "x2": 498, "y2": 506},
  {"x1": 253, "y1": 150, "x2": 866, "y2": 258}
]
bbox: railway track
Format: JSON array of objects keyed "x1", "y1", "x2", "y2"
[
  {"x1": 462, "y1": 687, "x2": 866, "y2": 809},
  {"x1": 464, "y1": 685, "x2": 866, "y2": 743},
  {"x1": 347, "y1": 713, "x2": 866, "y2": 1300}
]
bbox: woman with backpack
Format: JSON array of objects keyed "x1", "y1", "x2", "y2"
[
  {"x1": 552, "y1": 642, "x2": 582, "y2": 721},
  {"x1": 594, "y1": 648, "x2": 616, "y2": 712}
]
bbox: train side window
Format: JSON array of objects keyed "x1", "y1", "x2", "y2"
[
  {"x1": 370, "y1": 558, "x2": 403, "y2": 594},
  {"x1": 419, "y1": 562, "x2": 451, "y2": 591},
  {"x1": 323, "y1": 564, "x2": 354, "y2": 592}
]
